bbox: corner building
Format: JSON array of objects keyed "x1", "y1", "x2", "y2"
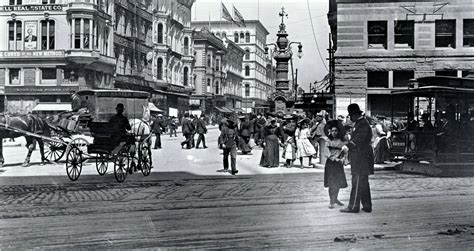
[
  {"x1": 192, "y1": 28, "x2": 244, "y2": 115},
  {"x1": 328, "y1": 0, "x2": 474, "y2": 117},
  {"x1": 152, "y1": 0, "x2": 194, "y2": 117},
  {"x1": 191, "y1": 20, "x2": 275, "y2": 114},
  {"x1": 0, "y1": 0, "x2": 115, "y2": 114}
]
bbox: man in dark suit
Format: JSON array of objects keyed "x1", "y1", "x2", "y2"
[
  {"x1": 180, "y1": 113, "x2": 195, "y2": 149},
  {"x1": 340, "y1": 103, "x2": 374, "y2": 213},
  {"x1": 195, "y1": 114, "x2": 208, "y2": 149},
  {"x1": 151, "y1": 114, "x2": 166, "y2": 149},
  {"x1": 219, "y1": 119, "x2": 239, "y2": 175}
]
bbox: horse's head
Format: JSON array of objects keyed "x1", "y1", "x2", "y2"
[{"x1": 142, "y1": 104, "x2": 151, "y2": 123}]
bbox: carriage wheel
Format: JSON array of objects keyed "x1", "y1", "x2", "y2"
[
  {"x1": 96, "y1": 154, "x2": 108, "y2": 176},
  {"x1": 66, "y1": 146, "x2": 83, "y2": 181},
  {"x1": 114, "y1": 155, "x2": 129, "y2": 183},
  {"x1": 140, "y1": 145, "x2": 152, "y2": 176},
  {"x1": 44, "y1": 138, "x2": 66, "y2": 162},
  {"x1": 68, "y1": 137, "x2": 89, "y2": 155}
]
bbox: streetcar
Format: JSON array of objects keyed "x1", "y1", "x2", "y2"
[{"x1": 390, "y1": 76, "x2": 474, "y2": 177}]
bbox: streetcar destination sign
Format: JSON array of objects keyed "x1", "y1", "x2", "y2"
[{"x1": 1, "y1": 5, "x2": 64, "y2": 12}]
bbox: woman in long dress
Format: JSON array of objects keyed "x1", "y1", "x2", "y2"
[
  {"x1": 295, "y1": 118, "x2": 317, "y2": 168},
  {"x1": 259, "y1": 118, "x2": 283, "y2": 168},
  {"x1": 323, "y1": 120, "x2": 348, "y2": 209}
]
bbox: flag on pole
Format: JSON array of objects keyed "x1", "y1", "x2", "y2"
[
  {"x1": 221, "y1": 3, "x2": 233, "y2": 22},
  {"x1": 233, "y1": 5, "x2": 246, "y2": 27}
]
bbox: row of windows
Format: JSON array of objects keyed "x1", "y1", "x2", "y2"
[
  {"x1": 156, "y1": 23, "x2": 190, "y2": 55},
  {"x1": 9, "y1": 0, "x2": 56, "y2": 4},
  {"x1": 8, "y1": 20, "x2": 55, "y2": 50},
  {"x1": 7, "y1": 19, "x2": 111, "y2": 53},
  {"x1": 4, "y1": 67, "x2": 77, "y2": 85},
  {"x1": 212, "y1": 31, "x2": 251, "y2": 44},
  {"x1": 155, "y1": 58, "x2": 190, "y2": 86},
  {"x1": 366, "y1": 70, "x2": 471, "y2": 88},
  {"x1": 367, "y1": 19, "x2": 474, "y2": 49}
]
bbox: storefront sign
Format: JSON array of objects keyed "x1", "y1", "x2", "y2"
[
  {"x1": 6, "y1": 86, "x2": 78, "y2": 94},
  {"x1": 0, "y1": 50, "x2": 64, "y2": 58},
  {"x1": 1, "y1": 5, "x2": 64, "y2": 12},
  {"x1": 114, "y1": 34, "x2": 134, "y2": 48},
  {"x1": 167, "y1": 84, "x2": 185, "y2": 93}
]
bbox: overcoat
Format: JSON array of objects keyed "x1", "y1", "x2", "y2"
[
  {"x1": 195, "y1": 118, "x2": 207, "y2": 134},
  {"x1": 347, "y1": 116, "x2": 374, "y2": 176},
  {"x1": 181, "y1": 118, "x2": 195, "y2": 134}
]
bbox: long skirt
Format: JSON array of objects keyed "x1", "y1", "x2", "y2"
[
  {"x1": 260, "y1": 135, "x2": 280, "y2": 167},
  {"x1": 324, "y1": 159, "x2": 348, "y2": 189},
  {"x1": 238, "y1": 136, "x2": 252, "y2": 153}
]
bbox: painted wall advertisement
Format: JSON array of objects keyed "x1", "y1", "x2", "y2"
[{"x1": 24, "y1": 21, "x2": 37, "y2": 50}]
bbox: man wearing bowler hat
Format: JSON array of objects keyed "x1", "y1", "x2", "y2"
[{"x1": 340, "y1": 103, "x2": 374, "y2": 213}]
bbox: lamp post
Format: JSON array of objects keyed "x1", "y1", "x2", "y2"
[{"x1": 265, "y1": 7, "x2": 302, "y2": 113}]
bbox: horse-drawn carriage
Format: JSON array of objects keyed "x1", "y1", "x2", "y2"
[
  {"x1": 390, "y1": 76, "x2": 474, "y2": 177},
  {"x1": 63, "y1": 89, "x2": 153, "y2": 182}
]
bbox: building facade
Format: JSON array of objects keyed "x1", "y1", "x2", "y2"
[
  {"x1": 191, "y1": 20, "x2": 274, "y2": 113},
  {"x1": 191, "y1": 27, "x2": 244, "y2": 115},
  {"x1": 113, "y1": 0, "x2": 153, "y2": 94},
  {"x1": 0, "y1": 0, "x2": 115, "y2": 114},
  {"x1": 152, "y1": 0, "x2": 194, "y2": 117},
  {"x1": 328, "y1": 0, "x2": 474, "y2": 117}
]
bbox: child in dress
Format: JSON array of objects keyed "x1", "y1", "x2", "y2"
[{"x1": 282, "y1": 136, "x2": 296, "y2": 167}]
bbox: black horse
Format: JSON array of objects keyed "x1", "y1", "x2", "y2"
[{"x1": 0, "y1": 114, "x2": 50, "y2": 167}]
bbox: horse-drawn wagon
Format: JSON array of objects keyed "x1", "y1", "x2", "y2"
[{"x1": 63, "y1": 89, "x2": 153, "y2": 182}]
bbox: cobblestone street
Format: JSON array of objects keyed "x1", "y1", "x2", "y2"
[{"x1": 0, "y1": 170, "x2": 473, "y2": 249}]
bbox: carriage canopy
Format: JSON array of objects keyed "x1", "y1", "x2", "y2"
[{"x1": 72, "y1": 89, "x2": 150, "y2": 122}]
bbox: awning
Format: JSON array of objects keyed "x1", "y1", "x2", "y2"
[
  {"x1": 148, "y1": 102, "x2": 163, "y2": 113},
  {"x1": 221, "y1": 107, "x2": 233, "y2": 113},
  {"x1": 215, "y1": 106, "x2": 226, "y2": 112},
  {"x1": 32, "y1": 103, "x2": 71, "y2": 112},
  {"x1": 233, "y1": 108, "x2": 246, "y2": 113}
]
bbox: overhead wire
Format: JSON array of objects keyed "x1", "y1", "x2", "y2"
[{"x1": 306, "y1": 0, "x2": 328, "y2": 72}]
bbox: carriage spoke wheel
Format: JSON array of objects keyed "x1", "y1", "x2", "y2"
[
  {"x1": 45, "y1": 138, "x2": 66, "y2": 162},
  {"x1": 140, "y1": 145, "x2": 152, "y2": 176},
  {"x1": 68, "y1": 138, "x2": 89, "y2": 155},
  {"x1": 114, "y1": 155, "x2": 129, "y2": 183},
  {"x1": 66, "y1": 147, "x2": 83, "y2": 181},
  {"x1": 96, "y1": 154, "x2": 108, "y2": 176}
]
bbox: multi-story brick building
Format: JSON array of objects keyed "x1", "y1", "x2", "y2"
[
  {"x1": 328, "y1": 0, "x2": 474, "y2": 117},
  {"x1": 0, "y1": 0, "x2": 115, "y2": 114},
  {"x1": 113, "y1": 0, "x2": 153, "y2": 94},
  {"x1": 191, "y1": 20, "x2": 274, "y2": 113},
  {"x1": 152, "y1": 0, "x2": 194, "y2": 117},
  {"x1": 191, "y1": 27, "x2": 244, "y2": 115}
]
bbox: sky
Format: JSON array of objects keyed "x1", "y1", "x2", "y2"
[{"x1": 192, "y1": 0, "x2": 331, "y2": 92}]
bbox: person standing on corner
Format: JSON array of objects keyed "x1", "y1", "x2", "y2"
[
  {"x1": 340, "y1": 103, "x2": 374, "y2": 214},
  {"x1": 180, "y1": 113, "x2": 195, "y2": 149},
  {"x1": 169, "y1": 116, "x2": 178, "y2": 137},
  {"x1": 195, "y1": 114, "x2": 208, "y2": 149},
  {"x1": 151, "y1": 114, "x2": 166, "y2": 149},
  {"x1": 219, "y1": 119, "x2": 239, "y2": 175}
]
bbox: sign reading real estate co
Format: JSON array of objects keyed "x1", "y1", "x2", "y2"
[{"x1": 1, "y1": 5, "x2": 64, "y2": 12}]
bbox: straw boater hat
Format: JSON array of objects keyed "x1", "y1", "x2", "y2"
[
  {"x1": 298, "y1": 117, "x2": 310, "y2": 125},
  {"x1": 283, "y1": 114, "x2": 294, "y2": 120}
]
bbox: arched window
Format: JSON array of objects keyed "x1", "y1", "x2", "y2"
[
  {"x1": 245, "y1": 65, "x2": 250, "y2": 76},
  {"x1": 157, "y1": 58, "x2": 163, "y2": 80},
  {"x1": 157, "y1": 23, "x2": 163, "y2": 44},
  {"x1": 183, "y1": 67, "x2": 188, "y2": 86},
  {"x1": 216, "y1": 59, "x2": 220, "y2": 71},
  {"x1": 183, "y1": 37, "x2": 189, "y2": 55},
  {"x1": 234, "y1": 32, "x2": 238, "y2": 43},
  {"x1": 245, "y1": 49, "x2": 250, "y2": 60},
  {"x1": 215, "y1": 81, "x2": 219, "y2": 94},
  {"x1": 216, "y1": 32, "x2": 220, "y2": 37},
  {"x1": 240, "y1": 32, "x2": 244, "y2": 40},
  {"x1": 222, "y1": 32, "x2": 227, "y2": 38},
  {"x1": 206, "y1": 79, "x2": 211, "y2": 93},
  {"x1": 245, "y1": 32, "x2": 250, "y2": 43}
]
